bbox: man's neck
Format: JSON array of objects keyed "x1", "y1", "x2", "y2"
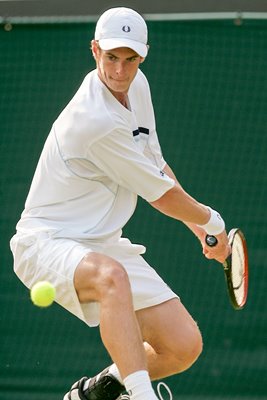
[{"x1": 112, "y1": 91, "x2": 129, "y2": 109}]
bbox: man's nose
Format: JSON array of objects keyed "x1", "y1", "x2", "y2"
[{"x1": 115, "y1": 62, "x2": 125, "y2": 75}]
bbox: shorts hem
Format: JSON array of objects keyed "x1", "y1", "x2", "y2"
[{"x1": 134, "y1": 292, "x2": 179, "y2": 312}]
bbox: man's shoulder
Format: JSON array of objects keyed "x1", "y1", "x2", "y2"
[
  {"x1": 54, "y1": 71, "x2": 117, "y2": 155},
  {"x1": 57, "y1": 71, "x2": 114, "y2": 131}
]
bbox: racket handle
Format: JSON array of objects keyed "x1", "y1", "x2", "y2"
[{"x1": 205, "y1": 235, "x2": 218, "y2": 247}]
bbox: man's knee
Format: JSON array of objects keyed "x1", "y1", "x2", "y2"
[
  {"x1": 186, "y1": 323, "x2": 203, "y2": 364},
  {"x1": 74, "y1": 252, "x2": 130, "y2": 303},
  {"x1": 173, "y1": 322, "x2": 203, "y2": 371},
  {"x1": 97, "y1": 258, "x2": 130, "y2": 297}
]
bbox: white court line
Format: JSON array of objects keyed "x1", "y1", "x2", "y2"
[{"x1": 1, "y1": 12, "x2": 267, "y2": 23}]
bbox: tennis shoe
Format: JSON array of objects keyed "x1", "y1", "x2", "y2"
[
  {"x1": 63, "y1": 367, "x2": 125, "y2": 400},
  {"x1": 63, "y1": 377, "x2": 88, "y2": 400}
]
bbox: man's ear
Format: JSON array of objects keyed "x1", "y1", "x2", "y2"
[{"x1": 91, "y1": 40, "x2": 98, "y2": 60}]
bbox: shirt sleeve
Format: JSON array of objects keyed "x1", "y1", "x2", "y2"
[
  {"x1": 88, "y1": 128, "x2": 175, "y2": 202},
  {"x1": 143, "y1": 127, "x2": 167, "y2": 170}
]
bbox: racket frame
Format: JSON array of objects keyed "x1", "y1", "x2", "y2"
[{"x1": 206, "y1": 228, "x2": 249, "y2": 310}]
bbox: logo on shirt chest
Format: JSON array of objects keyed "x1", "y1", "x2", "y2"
[{"x1": 132, "y1": 127, "x2": 149, "y2": 137}]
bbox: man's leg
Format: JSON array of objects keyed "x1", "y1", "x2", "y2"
[
  {"x1": 65, "y1": 252, "x2": 158, "y2": 400},
  {"x1": 136, "y1": 297, "x2": 203, "y2": 379},
  {"x1": 65, "y1": 273, "x2": 202, "y2": 399},
  {"x1": 74, "y1": 252, "x2": 147, "y2": 379},
  {"x1": 104, "y1": 298, "x2": 202, "y2": 384}
]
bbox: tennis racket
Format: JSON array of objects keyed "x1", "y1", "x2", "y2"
[{"x1": 205, "y1": 228, "x2": 249, "y2": 310}]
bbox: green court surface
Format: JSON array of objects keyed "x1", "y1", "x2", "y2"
[{"x1": 1, "y1": 17, "x2": 266, "y2": 399}]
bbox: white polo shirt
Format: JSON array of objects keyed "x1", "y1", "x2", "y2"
[{"x1": 17, "y1": 69, "x2": 175, "y2": 240}]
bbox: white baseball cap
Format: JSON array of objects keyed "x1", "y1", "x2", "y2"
[{"x1": 95, "y1": 7, "x2": 148, "y2": 58}]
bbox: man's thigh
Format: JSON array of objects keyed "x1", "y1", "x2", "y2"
[{"x1": 136, "y1": 298, "x2": 201, "y2": 353}]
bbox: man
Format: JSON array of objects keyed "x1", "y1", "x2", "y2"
[{"x1": 10, "y1": 7, "x2": 230, "y2": 400}]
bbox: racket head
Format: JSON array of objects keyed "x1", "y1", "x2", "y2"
[{"x1": 223, "y1": 228, "x2": 249, "y2": 310}]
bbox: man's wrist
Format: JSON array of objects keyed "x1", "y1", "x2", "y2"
[{"x1": 197, "y1": 206, "x2": 225, "y2": 235}]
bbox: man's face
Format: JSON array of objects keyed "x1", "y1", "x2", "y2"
[{"x1": 92, "y1": 42, "x2": 144, "y2": 96}]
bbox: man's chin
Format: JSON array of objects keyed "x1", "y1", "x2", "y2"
[{"x1": 109, "y1": 79, "x2": 129, "y2": 93}]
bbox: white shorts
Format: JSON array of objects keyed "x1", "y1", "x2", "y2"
[{"x1": 10, "y1": 231, "x2": 178, "y2": 327}]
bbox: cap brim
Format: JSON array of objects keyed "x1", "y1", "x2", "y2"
[{"x1": 98, "y1": 38, "x2": 148, "y2": 58}]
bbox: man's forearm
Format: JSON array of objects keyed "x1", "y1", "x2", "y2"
[
  {"x1": 150, "y1": 184, "x2": 210, "y2": 225},
  {"x1": 156, "y1": 163, "x2": 229, "y2": 263},
  {"x1": 149, "y1": 163, "x2": 224, "y2": 235}
]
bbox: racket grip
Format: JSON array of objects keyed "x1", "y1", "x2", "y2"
[{"x1": 205, "y1": 235, "x2": 218, "y2": 247}]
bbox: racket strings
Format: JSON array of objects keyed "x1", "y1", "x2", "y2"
[
  {"x1": 232, "y1": 243, "x2": 245, "y2": 289},
  {"x1": 230, "y1": 231, "x2": 248, "y2": 307}
]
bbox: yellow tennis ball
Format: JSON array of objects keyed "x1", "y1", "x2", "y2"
[{"x1": 30, "y1": 281, "x2": 56, "y2": 308}]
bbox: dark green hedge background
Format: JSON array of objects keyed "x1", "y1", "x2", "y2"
[{"x1": 1, "y1": 19, "x2": 266, "y2": 399}]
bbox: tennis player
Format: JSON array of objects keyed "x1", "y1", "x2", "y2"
[{"x1": 10, "y1": 7, "x2": 230, "y2": 400}]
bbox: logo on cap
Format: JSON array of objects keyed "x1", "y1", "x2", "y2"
[{"x1": 122, "y1": 25, "x2": 131, "y2": 33}]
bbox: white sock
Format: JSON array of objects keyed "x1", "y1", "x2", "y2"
[
  {"x1": 123, "y1": 370, "x2": 158, "y2": 400},
  {"x1": 109, "y1": 363, "x2": 123, "y2": 384}
]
